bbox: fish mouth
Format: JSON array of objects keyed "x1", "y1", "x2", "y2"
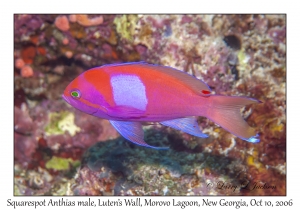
[{"x1": 62, "y1": 94, "x2": 70, "y2": 104}]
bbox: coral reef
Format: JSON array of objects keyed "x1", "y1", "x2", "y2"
[{"x1": 14, "y1": 14, "x2": 285, "y2": 196}]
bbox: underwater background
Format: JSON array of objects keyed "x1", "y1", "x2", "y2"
[{"x1": 14, "y1": 14, "x2": 286, "y2": 195}]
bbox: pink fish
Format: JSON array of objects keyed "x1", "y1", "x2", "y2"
[{"x1": 62, "y1": 62, "x2": 261, "y2": 149}]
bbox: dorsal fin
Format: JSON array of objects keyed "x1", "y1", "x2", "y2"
[
  {"x1": 133, "y1": 62, "x2": 212, "y2": 96},
  {"x1": 100, "y1": 61, "x2": 147, "y2": 68}
]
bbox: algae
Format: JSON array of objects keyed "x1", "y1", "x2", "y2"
[
  {"x1": 113, "y1": 15, "x2": 138, "y2": 42},
  {"x1": 45, "y1": 111, "x2": 81, "y2": 136},
  {"x1": 237, "y1": 48, "x2": 249, "y2": 71},
  {"x1": 46, "y1": 156, "x2": 80, "y2": 171}
]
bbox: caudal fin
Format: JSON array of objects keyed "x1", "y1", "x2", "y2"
[{"x1": 206, "y1": 95, "x2": 261, "y2": 143}]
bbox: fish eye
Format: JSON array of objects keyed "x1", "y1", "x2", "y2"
[{"x1": 70, "y1": 89, "x2": 81, "y2": 99}]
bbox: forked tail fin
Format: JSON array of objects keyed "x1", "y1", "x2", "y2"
[{"x1": 206, "y1": 95, "x2": 261, "y2": 143}]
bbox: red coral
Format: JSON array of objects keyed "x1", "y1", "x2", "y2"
[
  {"x1": 20, "y1": 65, "x2": 34, "y2": 78},
  {"x1": 15, "y1": 58, "x2": 25, "y2": 69},
  {"x1": 55, "y1": 15, "x2": 70, "y2": 32},
  {"x1": 21, "y1": 45, "x2": 36, "y2": 64},
  {"x1": 68, "y1": 14, "x2": 104, "y2": 27}
]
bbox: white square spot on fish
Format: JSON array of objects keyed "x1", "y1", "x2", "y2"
[{"x1": 111, "y1": 74, "x2": 148, "y2": 110}]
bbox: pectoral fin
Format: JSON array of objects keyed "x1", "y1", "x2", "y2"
[
  {"x1": 160, "y1": 117, "x2": 208, "y2": 138},
  {"x1": 106, "y1": 106, "x2": 146, "y2": 119},
  {"x1": 109, "y1": 120, "x2": 169, "y2": 149}
]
